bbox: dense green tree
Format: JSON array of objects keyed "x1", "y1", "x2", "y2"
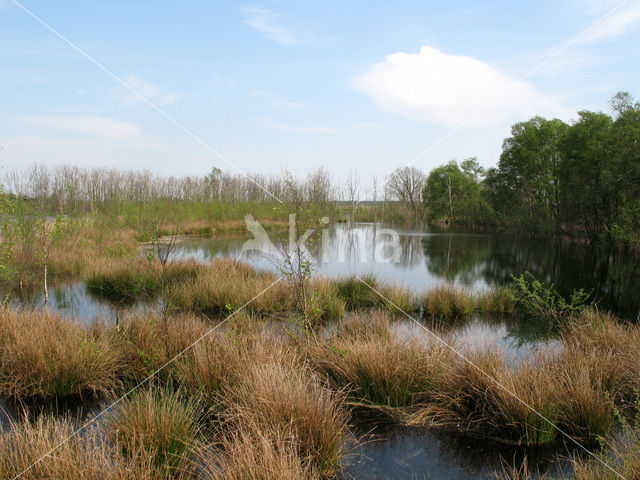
[
  {"x1": 423, "y1": 158, "x2": 492, "y2": 225},
  {"x1": 491, "y1": 117, "x2": 568, "y2": 233},
  {"x1": 425, "y1": 92, "x2": 640, "y2": 246}
]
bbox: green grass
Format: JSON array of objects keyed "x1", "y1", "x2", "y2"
[{"x1": 105, "y1": 387, "x2": 201, "y2": 476}]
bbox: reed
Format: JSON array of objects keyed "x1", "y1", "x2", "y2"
[{"x1": 0, "y1": 309, "x2": 121, "y2": 400}]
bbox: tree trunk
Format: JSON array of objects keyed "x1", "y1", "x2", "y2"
[{"x1": 43, "y1": 259, "x2": 48, "y2": 305}]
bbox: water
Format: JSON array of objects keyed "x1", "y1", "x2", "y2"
[
  {"x1": 343, "y1": 426, "x2": 575, "y2": 479},
  {"x1": 173, "y1": 222, "x2": 640, "y2": 319}
]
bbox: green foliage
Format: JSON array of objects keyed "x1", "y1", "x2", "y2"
[
  {"x1": 423, "y1": 158, "x2": 494, "y2": 225},
  {"x1": 510, "y1": 272, "x2": 591, "y2": 321}
]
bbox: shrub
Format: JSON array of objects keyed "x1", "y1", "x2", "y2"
[{"x1": 510, "y1": 272, "x2": 591, "y2": 321}]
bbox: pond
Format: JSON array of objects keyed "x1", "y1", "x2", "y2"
[{"x1": 171, "y1": 221, "x2": 640, "y2": 320}]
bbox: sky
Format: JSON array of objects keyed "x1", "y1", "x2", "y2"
[{"x1": 1, "y1": 0, "x2": 639, "y2": 194}]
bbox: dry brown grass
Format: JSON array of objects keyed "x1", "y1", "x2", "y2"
[
  {"x1": 432, "y1": 350, "x2": 559, "y2": 445},
  {"x1": 222, "y1": 362, "x2": 348, "y2": 477},
  {"x1": 118, "y1": 313, "x2": 209, "y2": 383},
  {"x1": 310, "y1": 331, "x2": 453, "y2": 410},
  {"x1": 105, "y1": 387, "x2": 201, "y2": 476},
  {"x1": 0, "y1": 309, "x2": 122, "y2": 399},
  {"x1": 0, "y1": 416, "x2": 163, "y2": 480},
  {"x1": 176, "y1": 326, "x2": 300, "y2": 410},
  {"x1": 167, "y1": 258, "x2": 292, "y2": 316},
  {"x1": 197, "y1": 425, "x2": 320, "y2": 480},
  {"x1": 421, "y1": 284, "x2": 476, "y2": 317}
]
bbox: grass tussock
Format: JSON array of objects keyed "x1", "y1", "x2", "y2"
[
  {"x1": 421, "y1": 284, "x2": 476, "y2": 317},
  {"x1": 222, "y1": 362, "x2": 348, "y2": 477},
  {"x1": 176, "y1": 327, "x2": 300, "y2": 410},
  {"x1": 0, "y1": 416, "x2": 162, "y2": 480},
  {"x1": 0, "y1": 309, "x2": 121, "y2": 400},
  {"x1": 106, "y1": 387, "x2": 201, "y2": 476},
  {"x1": 167, "y1": 258, "x2": 291, "y2": 316},
  {"x1": 198, "y1": 426, "x2": 320, "y2": 480},
  {"x1": 432, "y1": 350, "x2": 558, "y2": 445},
  {"x1": 310, "y1": 331, "x2": 453, "y2": 409},
  {"x1": 118, "y1": 313, "x2": 209, "y2": 383}
]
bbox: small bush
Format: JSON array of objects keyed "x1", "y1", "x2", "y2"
[{"x1": 510, "y1": 272, "x2": 591, "y2": 321}]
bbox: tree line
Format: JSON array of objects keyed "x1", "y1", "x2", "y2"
[{"x1": 423, "y1": 92, "x2": 640, "y2": 245}]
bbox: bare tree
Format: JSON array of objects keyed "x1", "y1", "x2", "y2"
[
  {"x1": 385, "y1": 166, "x2": 426, "y2": 220},
  {"x1": 345, "y1": 169, "x2": 360, "y2": 220},
  {"x1": 372, "y1": 175, "x2": 378, "y2": 223}
]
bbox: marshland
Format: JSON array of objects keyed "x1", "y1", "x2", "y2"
[
  {"x1": 1, "y1": 153, "x2": 640, "y2": 480},
  {"x1": 3, "y1": 3, "x2": 640, "y2": 477}
]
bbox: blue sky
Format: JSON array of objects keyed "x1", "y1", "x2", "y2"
[{"x1": 1, "y1": 0, "x2": 639, "y2": 193}]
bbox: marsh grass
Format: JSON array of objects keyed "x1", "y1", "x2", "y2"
[
  {"x1": 105, "y1": 387, "x2": 201, "y2": 476},
  {"x1": 197, "y1": 425, "x2": 320, "y2": 480},
  {"x1": 0, "y1": 416, "x2": 162, "y2": 480},
  {"x1": 421, "y1": 284, "x2": 476, "y2": 317},
  {"x1": 0, "y1": 309, "x2": 121, "y2": 400},
  {"x1": 310, "y1": 333, "x2": 452, "y2": 410},
  {"x1": 176, "y1": 328, "x2": 299, "y2": 411},
  {"x1": 118, "y1": 313, "x2": 209, "y2": 383},
  {"x1": 167, "y1": 258, "x2": 291, "y2": 316},
  {"x1": 85, "y1": 259, "x2": 160, "y2": 302},
  {"x1": 222, "y1": 362, "x2": 348, "y2": 477},
  {"x1": 432, "y1": 351, "x2": 559, "y2": 445}
]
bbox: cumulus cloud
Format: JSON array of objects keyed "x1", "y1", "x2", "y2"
[
  {"x1": 114, "y1": 75, "x2": 178, "y2": 106},
  {"x1": 354, "y1": 46, "x2": 571, "y2": 127},
  {"x1": 27, "y1": 116, "x2": 140, "y2": 140},
  {"x1": 243, "y1": 7, "x2": 299, "y2": 46}
]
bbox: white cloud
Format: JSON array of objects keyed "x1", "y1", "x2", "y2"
[
  {"x1": 113, "y1": 75, "x2": 178, "y2": 106},
  {"x1": 354, "y1": 46, "x2": 571, "y2": 127},
  {"x1": 27, "y1": 116, "x2": 140, "y2": 140},
  {"x1": 243, "y1": 7, "x2": 299, "y2": 45},
  {"x1": 579, "y1": 0, "x2": 640, "y2": 42}
]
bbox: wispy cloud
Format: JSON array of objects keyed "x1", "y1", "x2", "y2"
[
  {"x1": 27, "y1": 116, "x2": 140, "y2": 140},
  {"x1": 243, "y1": 7, "x2": 299, "y2": 45},
  {"x1": 113, "y1": 74, "x2": 178, "y2": 106},
  {"x1": 354, "y1": 46, "x2": 572, "y2": 128},
  {"x1": 579, "y1": 0, "x2": 640, "y2": 42}
]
